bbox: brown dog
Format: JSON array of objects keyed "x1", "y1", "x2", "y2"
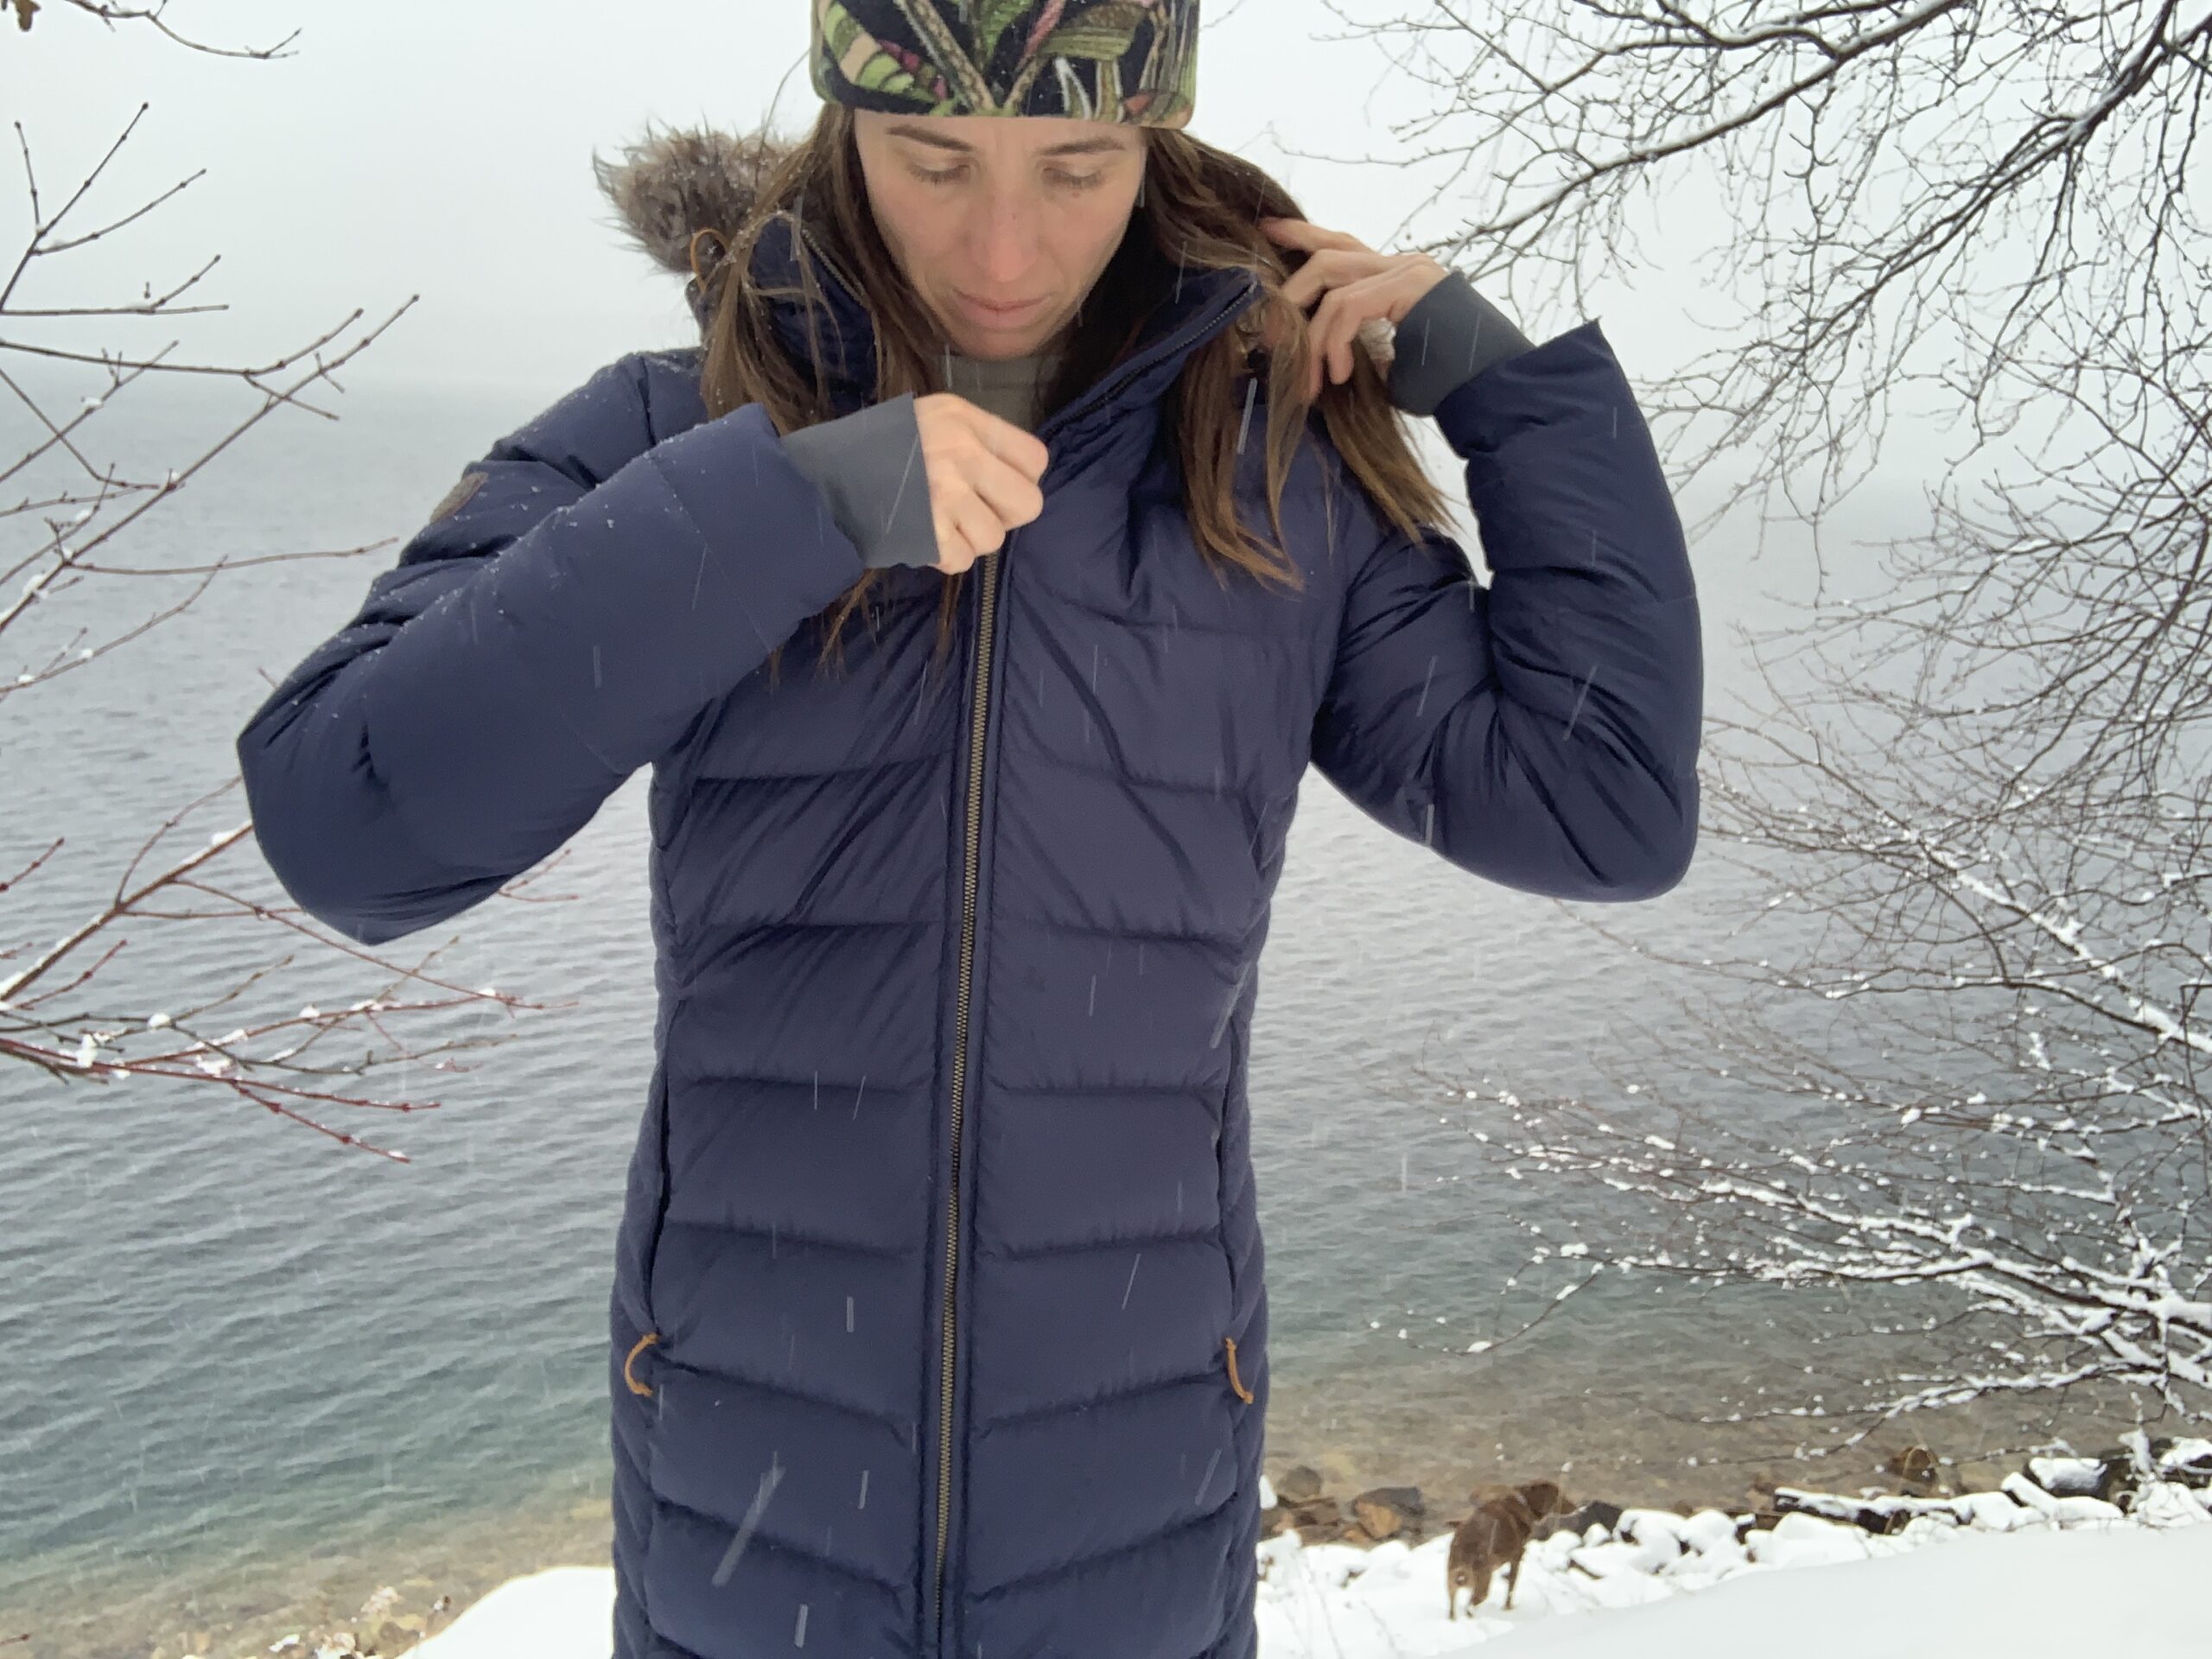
[{"x1": 1446, "y1": 1478, "x2": 1573, "y2": 1618}]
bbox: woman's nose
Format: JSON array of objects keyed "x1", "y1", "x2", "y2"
[{"x1": 963, "y1": 194, "x2": 1044, "y2": 286}]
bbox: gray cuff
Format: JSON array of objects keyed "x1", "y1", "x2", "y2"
[
  {"x1": 1387, "y1": 270, "x2": 1535, "y2": 417},
  {"x1": 778, "y1": 391, "x2": 941, "y2": 571}
]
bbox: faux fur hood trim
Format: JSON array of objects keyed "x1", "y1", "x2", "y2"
[{"x1": 593, "y1": 121, "x2": 797, "y2": 286}]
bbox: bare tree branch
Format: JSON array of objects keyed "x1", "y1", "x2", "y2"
[
  {"x1": 1332, "y1": 0, "x2": 2209, "y2": 1453},
  {"x1": 5, "y1": 62, "x2": 576, "y2": 1155}
]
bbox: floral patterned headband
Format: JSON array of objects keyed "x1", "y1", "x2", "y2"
[{"x1": 810, "y1": 0, "x2": 1200, "y2": 126}]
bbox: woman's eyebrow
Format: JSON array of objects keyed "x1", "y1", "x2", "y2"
[{"x1": 882, "y1": 121, "x2": 1132, "y2": 158}]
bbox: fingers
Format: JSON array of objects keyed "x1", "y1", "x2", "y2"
[
  {"x1": 922, "y1": 393, "x2": 1049, "y2": 493},
  {"x1": 914, "y1": 392, "x2": 1051, "y2": 573},
  {"x1": 965, "y1": 450, "x2": 1046, "y2": 535},
  {"x1": 1259, "y1": 237, "x2": 1414, "y2": 400},
  {"x1": 1300, "y1": 284, "x2": 1357, "y2": 401},
  {"x1": 966, "y1": 407, "x2": 1050, "y2": 484},
  {"x1": 1258, "y1": 216, "x2": 1371, "y2": 257},
  {"x1": 1299, "y1": 271, "x2": 1417, "y2": 399},
  {"x1": 1276, "y1": 245, "x2": 1376, "y2": 311},
  {"x1": 934, "y1": 489, "x2": 1007, "y2": 570},
  {"x1": 939, "y1": 399, "x2": 1046, "y2": 532}
]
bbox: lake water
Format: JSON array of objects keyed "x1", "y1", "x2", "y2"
[{"x1": 0, "y1": 367, "x2": 2122, "y2": 1655}]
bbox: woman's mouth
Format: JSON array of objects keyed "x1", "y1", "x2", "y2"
[{"x1": 956, "y1": 289, "x2": 1046, "y2": 327}]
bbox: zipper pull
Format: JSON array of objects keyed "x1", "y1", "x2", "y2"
[
  {"x1": 624, "y1": 1330, "x2": 660, "y2": 1397},
  {"x1": 1224, "y1": 1335, "x2": 1255, "y2": 1403}
]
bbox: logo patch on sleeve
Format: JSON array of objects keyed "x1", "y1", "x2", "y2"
[{"x1": 428, "y1": 470, "x2": 488, "y2": 524}]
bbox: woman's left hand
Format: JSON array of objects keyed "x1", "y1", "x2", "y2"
[{"x1": 1256, "y1": 217, "x2": 1452, "y2": 402}]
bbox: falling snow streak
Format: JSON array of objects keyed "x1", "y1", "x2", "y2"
[
  {"x1": 1563, "y1": 662, "x2": 1599, "y2": 738},
  {"x1": 1209, "y1": 958, "x2": 1253, "y2": 1048},
  {"x1": 887, "y1": 433, "x2": 923, "y2": 535},
  {"x1": 1236, "y1": 377, "x2": 1258, "y2": 454},
  {"x1": 1192, "y1": 1445, "x2": 1224, "y2": 1504},
  {"x1": 685, "y1": 522, "x2": 712, "y2": 606},
  {"x1": 1122, "y1": 1251, "x2": 1143, "y2": 1307},
  {"x1": 709, "y1": 1456, "x2": 785, "y2": 1586}
]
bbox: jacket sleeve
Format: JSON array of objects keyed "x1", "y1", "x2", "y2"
[
  {"x1": 1309, "y1": 319, "x2": 1703, "y2": 902},
  {"x1": 235, "y1": 353, "x2": 867, "y2": 946},
  {"x1": 780, "y1": 391, "x2": 941, "y2": 569}
]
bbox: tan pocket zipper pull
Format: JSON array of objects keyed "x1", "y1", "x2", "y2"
[
  {"x1": 624, "y1": 1330, "x2": 661, "y2": 1398},
  {"x1": 1224, "y1": 1335, "x2": 1254, "y2": 1403}
]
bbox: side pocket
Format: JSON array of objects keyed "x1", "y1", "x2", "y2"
[
  {"x1": 640, "y1": 1065, "x2": 677, "y2": 1335},
  {"x1": 1213, "y1": 1023, "x2": 1249, "y2": 1321}
]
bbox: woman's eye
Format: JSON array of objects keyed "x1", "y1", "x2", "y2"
[{"x1": 912, "y1": 168, "x2": 1104, "y2": 191}]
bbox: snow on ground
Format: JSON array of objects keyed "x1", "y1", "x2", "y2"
[
  {"x1": 406, "y1": 1568, "x2": 611, "y2": 1658},
  {"x1": 1253, "y1": 1490, "x2": 2212, "y2": 1657},
  {"x1": 411, "y1": 1473, "x2": 2212, "y2": 1659}
]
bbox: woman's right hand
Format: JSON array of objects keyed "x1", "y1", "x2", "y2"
[{"x1": 914, "y1": 392, "x2": 1050, "y2": 574}]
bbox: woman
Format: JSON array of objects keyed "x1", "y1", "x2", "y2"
[{"x1": 236, "y1": 4, "x2": 1702, "y2": 1655}]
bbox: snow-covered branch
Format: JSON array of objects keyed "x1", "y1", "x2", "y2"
[{"x1": 1344, "y1": 0, "x2": 2209, "y2": 1453}]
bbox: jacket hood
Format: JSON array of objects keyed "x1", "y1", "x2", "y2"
[
  {"x1": 591, "y1": 122, "x2": 1403, "y2": 403},
  {"x1": 594, "y1": 123, "x2": 799, "y2": 337},
  {"x1": 590, "y1": 120, "x2": 1271, "y2": 448}
]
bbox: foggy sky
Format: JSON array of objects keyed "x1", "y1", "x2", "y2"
[{"x1": 8, "y1": 0, "x2": 1713, "y2": 400}]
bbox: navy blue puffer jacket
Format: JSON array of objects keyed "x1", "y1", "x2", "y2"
[{"x1": 237, "y1": 201, "x2": 1700, "y2": 1657}]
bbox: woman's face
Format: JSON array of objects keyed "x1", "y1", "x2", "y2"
[{"x1": 852, "y1": 109, "x2": 1146, "y2": 360}]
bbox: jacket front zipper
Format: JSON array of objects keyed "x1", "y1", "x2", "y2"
[
  {"x1": 934, "y1": 520, "x2": 1002, "y2": 1638},
  {"x1": 926, "y1": 270, "x2": 1263, "y2": 1656}
]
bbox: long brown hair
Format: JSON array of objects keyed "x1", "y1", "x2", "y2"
[{"x1": 690, "y1": 104, "x2": 1452, "y2": 681}]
